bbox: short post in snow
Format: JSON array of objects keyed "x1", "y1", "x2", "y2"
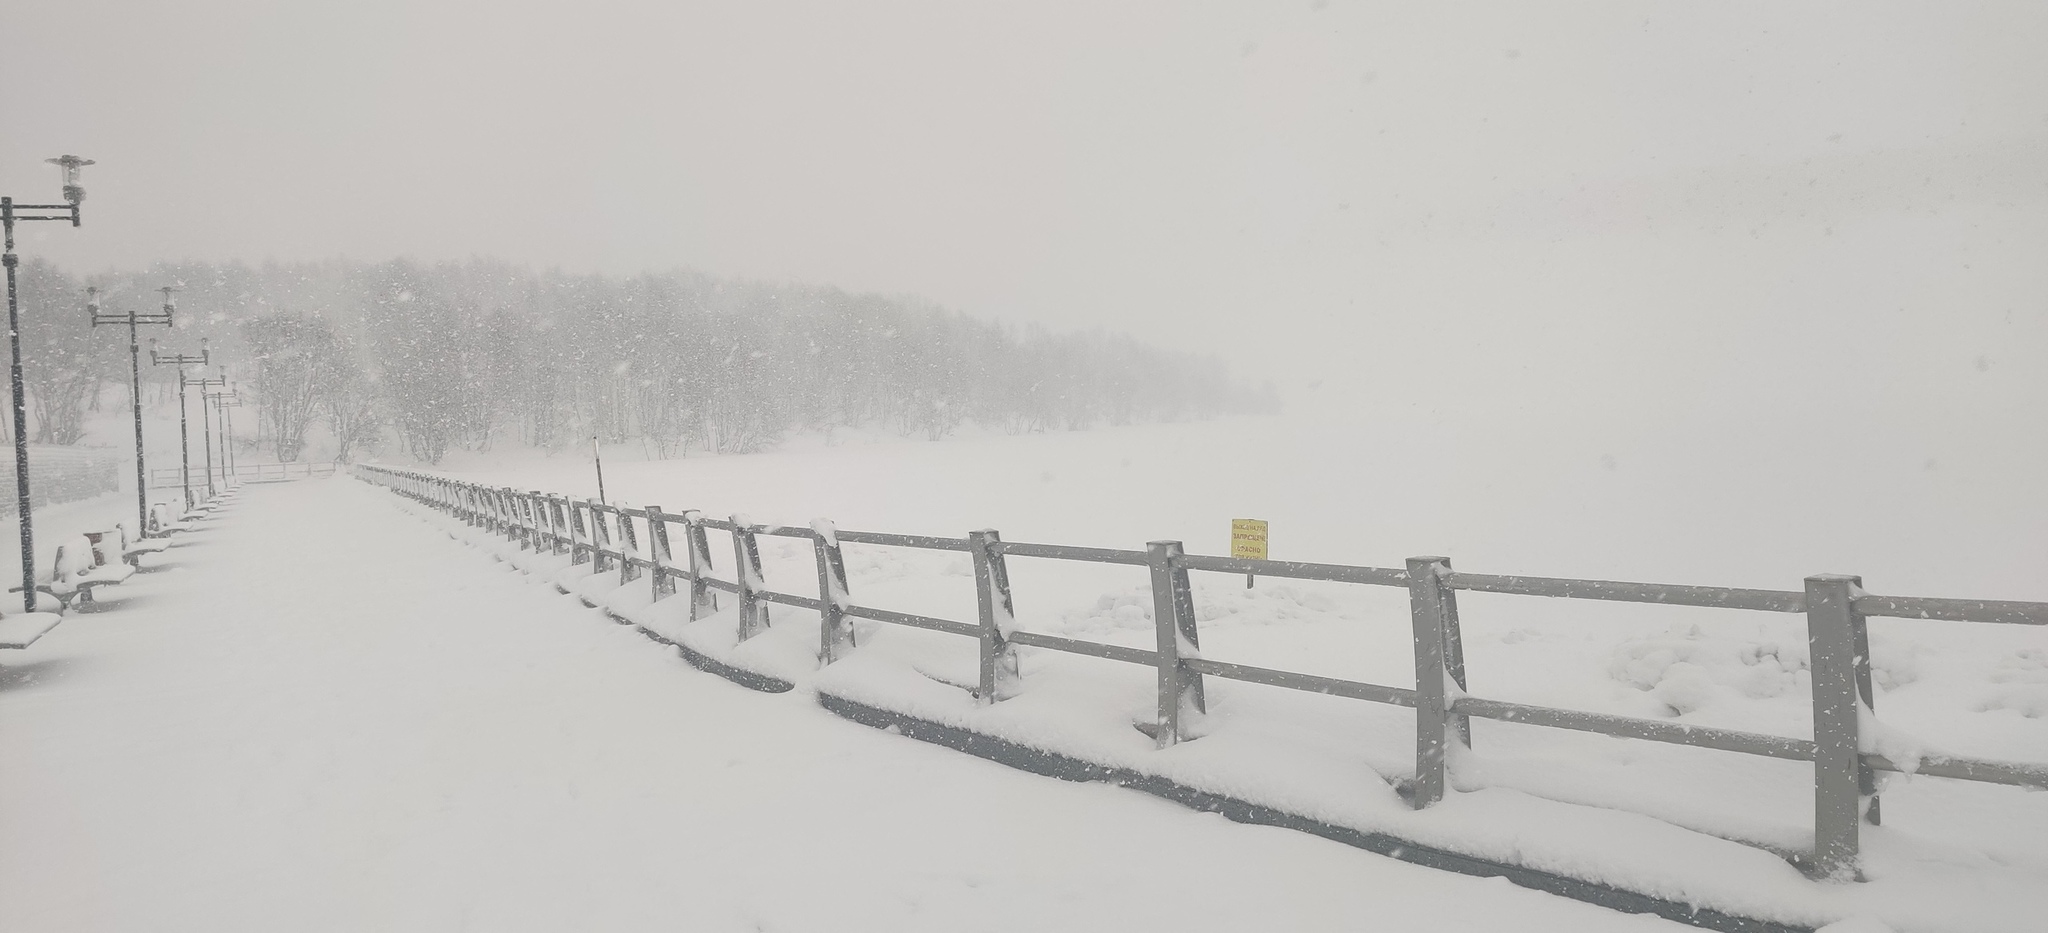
[
  {"x1": 1405, "y1": 556, "x2": 1465, "y2": 808},
  {"x1": 1805, "y1": 573, "x2": 1874, "y2": 881},
  {"x1": 1147, "y1": 540, "x2": 1205, "y2": 747},
  {"x1": 731, "y1": 515, "x2": 768, "y2": 641},
  {"x1": 591, "y1": 435, "x2": 607, "y2": 506},
  {"x1": 968, "y1": 529, "x2": 1019, "y2": 704}
]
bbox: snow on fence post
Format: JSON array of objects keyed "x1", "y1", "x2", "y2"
[
  {"x1": 813, "y1": 520, "x2": 853, "y2": 664},
  {"x1": 507, "y1": 488, "x2": 530, "y2": 549},
  {"x1": 645, "y1": 507, "x2": 676, "y2": 601},
  {"x1": 1439, "y1": 558, "x2": 1472, "y2": 747},
  {"x1": 1405, "y1": 556, "x2": 1460, "y2": 809},
  {"x1": 969, "y1": 529, "x2": 1019, "y2": 704},
  {"x1": 617, "y1": 508, "x2": 642, "y2": 585},
  {"x1": 1146, "y1": 540, "x2": 1205, "y2": 747},
  {"x1": 547, "y1": 496, "x2": 570, "y2": 555},
  {"x1": 590, "y1": 504, "x2": 614, "y2": 574},
  {"x1": 1806, "y1": 573, "x2": 1873, "y2": 881},
  {"x1": 568, "y1": 499, "x2": 589, "y2": 564},
  {"x1": 683, "y1": 511, "x2": 717, "y2": 621},
  {"x1": 731, "y1": 515, "x2": 769, "y2": 641}
]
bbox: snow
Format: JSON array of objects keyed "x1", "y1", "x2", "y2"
[
  {"x1": 0, "y1": 479, "x2": 1687, "y2": 932},
  {"x1": 0, "y1": 611, "x2": 63, "y2": 649},
  {"x1": 382, "y1": 407, "x2": 2047, "y2": 932}
]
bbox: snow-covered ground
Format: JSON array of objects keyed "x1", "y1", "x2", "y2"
[
  {"x1": 0, "y1": 477, "x2": 1698, "y2": 932},
  {"x1": 390, "y1": 404, "x2": 2047, "y2": 931}
]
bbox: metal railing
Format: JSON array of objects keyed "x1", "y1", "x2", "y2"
[
  {"x1": 149, "y1": 461, "x2": 335, "y2": 488},
  {"x1": 353, "y1": 463, "x2": 2048, "y2": 881}
]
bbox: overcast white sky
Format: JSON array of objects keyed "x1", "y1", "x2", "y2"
[{"x1": 3, "y1": 1, "x2": 2044, "y2": 421}]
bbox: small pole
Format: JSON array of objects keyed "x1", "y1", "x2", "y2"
[{"x1": 591, "y1": 434, "x2": 607, "y2": 506}]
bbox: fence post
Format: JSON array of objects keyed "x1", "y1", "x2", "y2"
[
  {"x1": 617, "y1": 508, "x2": 642, "y2": 585},
  {"x1": 683, "y1": 511, "x2": 717, "y2": 620},
  {"x1": 646, "y1": 506, "x2": 676, "y2": 601},
  {"x1": 1146, "y1": 540, "x2": 1205, "y2": 747},
  {"x1": 1441, "y1": 557, "x2": 1471, "y2": 747},
  {"x1": 526, "y1": 491, "x2": 549, "y2": 552},
  {"x1": 1406, "y1": 556, "x2": 1461, "y2": 809},
  {"x1": 549, "y1": 497, "x2": 571, "y2": 555},
  {"x1": 731, "y1": 514, "x2": 768, "y2": 641},
  {"x1": 493, "y1": 489, "x2": 511, "y2": 538},
  {"x1": 1806, "y1": 573, "x2": 1872, "y2": 881},
  {"x1": 814, "y1": 520, "x2": 853, "y2": 664},
  {"x1": 532, "y1": 492, "x2": 553, "y2": 551},
  {"x1": 590, "y1": 504, "x2": 614, "y2": 574},
  {"x1": 569, "y1": 499, "x2": 589, "y2": 564},
  {"x1": 515, "y1": 489, "x2": 536, "y2": 550},
  {"x1": 969, "y1": 529, "x2": 1019, "y2": 704}
]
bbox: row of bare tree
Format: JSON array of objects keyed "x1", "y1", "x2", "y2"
[{"x1": 11, "y1": 257, "x2": 1276, "y2": 463}]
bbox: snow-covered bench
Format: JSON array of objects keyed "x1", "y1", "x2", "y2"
[
  {"x1": 105, "y1": 521, "x2": 169, "y2": 564},
  {"x1": 36, "y1": 536, "x2": 135, "y2": 609},
  {"x1": 147, "y1": 503, "x2": 199, "y2": 537},
  {"x1": 0, "y1": 611, "x2": 62, "y2": 649}
]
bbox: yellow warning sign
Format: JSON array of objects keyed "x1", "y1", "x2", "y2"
[{"x1": 1230, "y1": 518, "x2": 1269, "y2": 561}]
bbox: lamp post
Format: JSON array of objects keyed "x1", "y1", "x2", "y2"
[
  {"x1": 206, "y1": 377, "x2": 242, "y2": 486},
  {"x1": 4, "y1": 154, "x2": 93, "y2": 613},
  {"x1": 150, "y1": 339, "x2": 208, "y2": 510},
  {"x1": 185, "y1": 371, "x2": 225, "y2": 499},
  {"x1": 88, "y1": 286, "x2": 173, "y2": 538}
]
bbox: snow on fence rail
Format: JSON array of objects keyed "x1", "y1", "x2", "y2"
[{"x1": 353, "y1": 463, "x2": 2048, "y2": 883}]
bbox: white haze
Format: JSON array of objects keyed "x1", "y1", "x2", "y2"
[{"x1": 2, "y1": 1, "x2": 2044, "y2": 586}]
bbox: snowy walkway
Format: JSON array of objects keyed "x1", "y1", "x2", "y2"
[{"x1": 0, "y1": 478, "x2": 1681, "y2": 932}]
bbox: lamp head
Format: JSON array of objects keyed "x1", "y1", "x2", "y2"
[
  {"x1": 86, "y1": 286, "x2": 100, "y2": 317},
  {"x1": 46, "y1": 155, "x2": 94, "y2": 205}
]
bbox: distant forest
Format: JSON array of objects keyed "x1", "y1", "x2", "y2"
[{"x1": 11, "y1": 258, "x2": 1276, "y2": 463}]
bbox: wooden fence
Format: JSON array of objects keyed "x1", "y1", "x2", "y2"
[{"x1": 354, "y1": 462, "x2": 2048, "y2": 883}]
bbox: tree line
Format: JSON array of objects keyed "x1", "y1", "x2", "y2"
[{"x1": 11, "y1": 257, "x2": 1276, "y2": 463}]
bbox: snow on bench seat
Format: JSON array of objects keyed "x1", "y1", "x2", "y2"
[{"x1": 0, "y1": 612, "x2": 63, "y2": 649}]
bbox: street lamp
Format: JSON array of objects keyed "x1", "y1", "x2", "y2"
[
  {"x1": 205, "y1": 375, "x2": 242, "y2": 486},
  {"x1": 88, "y1": 286, "x2": 173, "y2": 538},
  {"x1": 149, "y1": 337, "x2": 208, "y2": 510},
  {"x1": 3, "y1": 154, "x2": 93, "y2": 613},
  {"x1": 186, "y1": 371, "x2": 226, "y2": 498}
]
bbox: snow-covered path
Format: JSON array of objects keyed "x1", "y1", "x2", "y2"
[{"x1": 0, "y1": 478, "x2": 1680, "y2": 932}]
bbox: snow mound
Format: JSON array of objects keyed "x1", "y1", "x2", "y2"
[
  {"x1": 1609, "y1": 623, "x2": 1812, "y2": 715},
  {"x1": 1053, "y1": 583, "x2": 1350, "y2": 636},
  {"x1": 1977, "y1": 648, "x2": 2048, "y2": 718}
]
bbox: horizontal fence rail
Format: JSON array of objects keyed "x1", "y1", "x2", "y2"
[
  {"x1": 352, "y1": 463, "x2": 2048, "y2": 883},
  {"x1": 149, "y1": 461, "x2": 336, "y2": 488}
]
